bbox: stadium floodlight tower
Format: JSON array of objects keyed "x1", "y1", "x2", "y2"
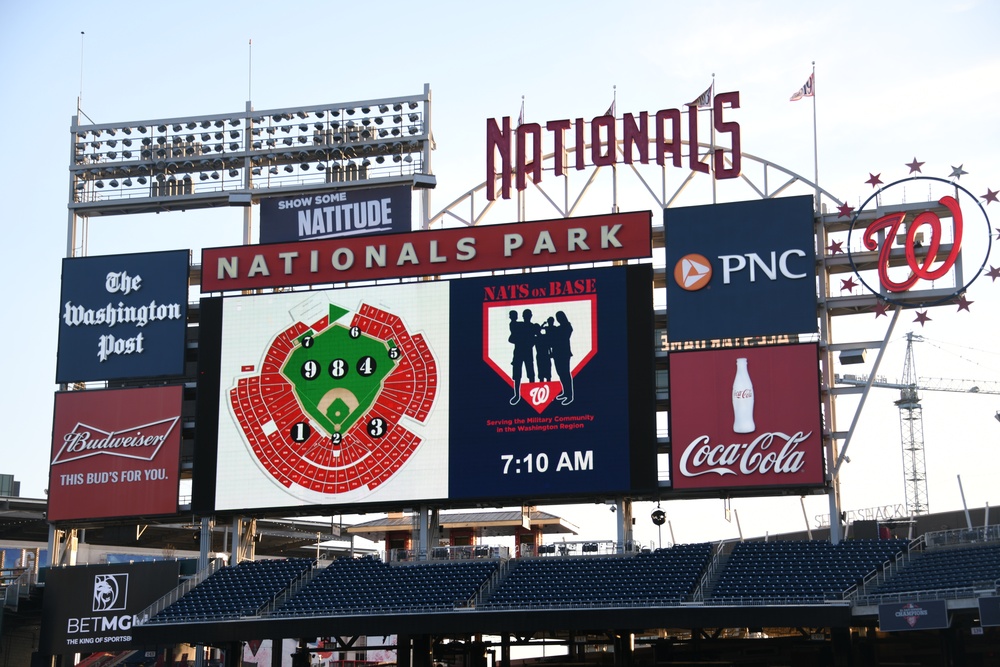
[
  {"x1": 66, "y1": 84, "x2": 436, "y2": 256},
  {"x1": 54, "y1": 87, "x2": 435, "y2": 568}
]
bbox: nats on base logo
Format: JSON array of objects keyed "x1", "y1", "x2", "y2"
[{"x1": 482, "y1": 290, "x2": 597, "y2": 414}]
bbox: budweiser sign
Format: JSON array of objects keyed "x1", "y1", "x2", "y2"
[
  {"x1": 51, "y1": 417, "x2": 178, "y2": 465},
  {"x1": 48, "y1": 386, "x2": 182, "y2": 522},
  {"x1": 668, "y1": 344, "x2": 824, "y2": 491}
]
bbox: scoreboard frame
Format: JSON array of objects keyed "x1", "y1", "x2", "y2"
[{"x1": 193, "y1": 264, "x2": 655, "y2": 516}]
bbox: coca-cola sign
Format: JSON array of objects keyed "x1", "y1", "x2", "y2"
[
  {"x1": 48, "y1": 386, "x2": 182, "y2": 522},
  {"x1": 669, "y1": 344, "x2": 824, "y2": 491}
]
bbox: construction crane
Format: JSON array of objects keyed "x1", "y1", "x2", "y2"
[{"x1": 835, "y1": 332, "x2": 1000, "y2": 517}]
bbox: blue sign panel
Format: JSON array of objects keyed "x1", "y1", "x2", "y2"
[
  {"x1": 55, "y1": 250, "x2": 189, "y2": 383},
  {"x1": 665, "y1": 196, "x2": 817, "y2": 342},
  {"x1": 878, "y1": 599, "x2": 950, "y2": 632},
  {"x1": 980, "y1": 596, "x2": 1000, "y2": 627},
  {"x1": 259, "y1": 184, "x2": 412, "y2": 243},
  {"x1": 447, "y1": 265, "x2": 655, "y2": 500}
]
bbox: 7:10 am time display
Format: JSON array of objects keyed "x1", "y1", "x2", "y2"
[{"x1": 501, "y1": 450, "x2": 594, "y2": 474}]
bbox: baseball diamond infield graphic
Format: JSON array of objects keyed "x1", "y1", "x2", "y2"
[{"x1": 217, "y1": 284, "x2": 447, "y2": 509}]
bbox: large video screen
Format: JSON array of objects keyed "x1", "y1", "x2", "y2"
[{"x1": 200, "y1": 264, "x2": 654, "y2": 513}]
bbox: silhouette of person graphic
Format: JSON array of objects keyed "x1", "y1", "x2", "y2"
[
  {"x1": 550, "y1": 310, "x2": 574, "y2": 405},
  {"x1": 536, "y1": 316, "x2": 555, "y2": 382},
  {"x1": 509, "y1": 309, "x2": 539, "y2": 405}
]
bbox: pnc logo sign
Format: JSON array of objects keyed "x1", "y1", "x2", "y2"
[
  {"x1": 664, "y1": 195, "x2": 817, "y2": 342},
  {"x1": 673, "y1": 254, "x2": 712, "y2": 290},
  {"x1": 672, "y1": 249, "x2": 809, "y2": 290}
]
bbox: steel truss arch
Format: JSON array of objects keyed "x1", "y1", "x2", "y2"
[{"x1": 425, "y1": 138, "x2": 841, "y2": 228}]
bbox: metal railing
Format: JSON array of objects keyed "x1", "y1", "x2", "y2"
[
  {"x1": 690, "y1": 541, "x2": 727, "y2": 602},
  {"x1": 260, "y1": 561, "x2": 318, "y2": 616},
  {"x1": 390, "y1": 545, "x2": 510, "y2": 563},
  {"x1": 134, "y1": 558, "x2": 226, "y2": 625},
  {"x1": 848, "y1": 528, "x2": 1000, "y2": 605}
]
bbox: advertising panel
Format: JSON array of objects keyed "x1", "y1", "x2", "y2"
[
  {"x1": 213, "y1": 280, "x2": 450, "y2": 511},
  {"x1": 48, "y1": 386, "x2": 182, "y2": 522},
  {"x1": 668, "y1": 343, "x2": 824, "y2": 491},
  {"x1": 259, "y1": 184, "x2": 412, "y2": 243},
  {"x1": 55, "y1": 250, "x2": 189, "y2": 383},
  {"x1": 201, "y1": 211, "x2": 652, "y2": 292},
  {"x1": 205, "y1": 265, "x2": 654, "y2": 513},
  {"x1": 878, "y1": 600, "x2": 950, "y2": 632},
  {"x1": 664, "y1": 195, "x2": 816, "y2": 342},
  {"x1": 449, "y1": 265, "x2": 655, "y2": 499},
  {"x1": 40, "y1": 560, "x2": 179, "y2": 654},
  {"x1": 979, "y1": 596, "x2": 1000, "y2": 627}
]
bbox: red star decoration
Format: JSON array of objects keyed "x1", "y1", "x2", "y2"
[
  {"x1": 866, "y1": 173, "x2": 883, "y2": 188},
  {"x1": 955, "y1": 294, "x2": 974, "y2": 311},
  {"x1": 827, "y1": 240, "x2": 844, "y2": 255},
  {"x1": 987, "y1": 265, "x2": 1000, "y2": 281},
  {"x1": 840, "y1": 276, "x2": 858, "y2": 292},
  {"x1": 837, "y1": 202, "x2": 855, "y2": 218},
  {"x1": 905, "y1": 158, "x2": 924, "y2": 174},
  {"x1": 983, "y1": 188, "x2": 999, "y2": 205},
  {"x1": 914, "y1": 311, "x2": 932, "y2": 326},
  {"x1": 873, "y1": 301, "x2": 890, "y2": 318}
]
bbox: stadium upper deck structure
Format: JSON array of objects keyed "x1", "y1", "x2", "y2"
[
  {"x1": 27, "y1": 84, "x2": 999, "y2": 665},
  {"x1": 5, "y1": 499, "x2": 998, "y2": 666}
]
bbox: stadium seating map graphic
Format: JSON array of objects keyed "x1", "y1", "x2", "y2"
[{"x1": 217, "y1": 284, "x2": 449, "y2": 509}]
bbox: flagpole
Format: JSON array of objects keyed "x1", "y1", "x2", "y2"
[
  {"x1": 710, "y1": 73, "x2": 716, "y2": 205},
  {"x1": 811, "y1": 62, "x2": 820, "y2": 213},
  {"x1": 612, "y1": 84, "x2": 618, "y2": 213},
  {"x1": 518, "y1": 95, "x2": 525, "y2": 222}
]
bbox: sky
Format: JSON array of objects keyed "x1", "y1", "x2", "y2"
[{"x1": 1, "y1": 0, "x2": 998, "y2": 551}]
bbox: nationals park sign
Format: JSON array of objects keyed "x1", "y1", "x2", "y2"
[{"x1": 201, "y1": 211, "x2": 652, "y2": 291}]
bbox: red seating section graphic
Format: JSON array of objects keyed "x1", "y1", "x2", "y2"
[{"x1": 229, "y1": 305, "x2": 437, "y2": 496}]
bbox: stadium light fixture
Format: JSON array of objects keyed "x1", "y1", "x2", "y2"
[
  {"x1": 70, "y1": 87, "x2": 433, "y2": 210},
  {"x1": 839, "y1": 349, "x2": 867, "y2": 365}
]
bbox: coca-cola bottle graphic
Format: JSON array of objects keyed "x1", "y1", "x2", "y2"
[{"x1": 732, "y1": 357, "x2": 755, "y2": 433}]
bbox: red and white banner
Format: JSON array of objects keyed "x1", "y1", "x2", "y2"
[
  {"x1": 48, "y1": 386, "x2": 182, "y2": 521},
  {"x1": 668, "y1": 344, "x2": 824, "y2": 491},
  {"x1": 201, "y1": 211, "x2": 652, "y2": 292}
]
